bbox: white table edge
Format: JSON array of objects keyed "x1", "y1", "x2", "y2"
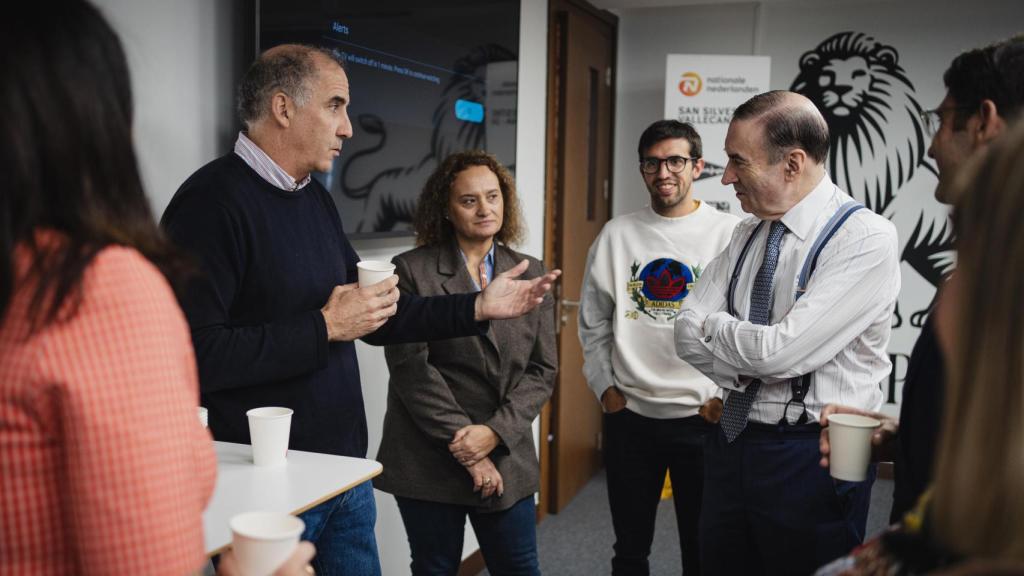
[{"x1": 206, "y1": 443, "x2": 382, "y2": 557}]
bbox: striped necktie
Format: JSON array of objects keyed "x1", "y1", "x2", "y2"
[{"x1": 720, "y1": 220, "x2": 787, "y2": 442}]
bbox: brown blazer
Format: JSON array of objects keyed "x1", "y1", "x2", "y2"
[{"x1": 373, "y1": 241, "x2": 557, "y2": 511}]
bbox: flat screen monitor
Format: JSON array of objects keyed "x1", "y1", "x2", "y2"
[{"x1": 258, "y1": 0, "x2": 521, "y2": 237}]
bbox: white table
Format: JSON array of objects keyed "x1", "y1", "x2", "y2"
[{"x1": 204, "y1": 441, "x2": 382, "y2": 556}]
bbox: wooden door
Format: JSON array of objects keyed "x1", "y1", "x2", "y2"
[{"x1": 541, "y1": 0, "x2": 616, "y2": 514}]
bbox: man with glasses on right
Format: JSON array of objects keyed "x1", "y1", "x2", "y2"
[
  {"x1": 579, "y1": 119, "x2": 739, "y2": 576},
  {"x1": 819, "y1": 35, "x2": 1024, "y2": 522}
]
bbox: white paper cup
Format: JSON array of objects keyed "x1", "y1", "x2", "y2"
[
  {"x1": 246, "y1": 407, "x2": 293, "y2": 467},
  {"x1": 198, "y1": 406, "x2": 208, "y2": 428},
  {"x1": 357, "y1": 260, "x2": 396, "y2": 287},
  {"x1": 230, "y1": 511, "x2": 305, "y2": 576},
  {"x1": 827, "y1": 413, "x2": 882, "y2": 481}
]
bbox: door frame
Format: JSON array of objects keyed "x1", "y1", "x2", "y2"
[{"x1": 539, "y1": 0, "x2": 618, "y2": 519}]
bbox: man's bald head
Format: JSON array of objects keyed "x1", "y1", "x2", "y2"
[
  {"x1": 732, "y1": 90, "x2": 830, "y2": 165},
  {"x1": 237, "y1": 44, "x2": 343, "y2": 130}
]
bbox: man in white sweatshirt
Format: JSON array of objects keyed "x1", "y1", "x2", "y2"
[{"x1": 578, "y1": 120, "x2": 740, "y2": 576}]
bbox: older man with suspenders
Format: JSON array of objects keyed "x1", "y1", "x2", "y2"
[{"x1": 674, "y1": 90, "x2": 900, "y2": 576}]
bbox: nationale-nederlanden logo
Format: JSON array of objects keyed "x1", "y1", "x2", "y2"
[{"x1": 678, "y1": 71, "x2": 702, "y2": 96}]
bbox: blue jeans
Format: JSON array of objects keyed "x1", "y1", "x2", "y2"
[
  {"x1": 299, "y1": 481, "x2": 381, "y2": 576},
  {"x1": 395, "y1": 495, "x2": 540, "y2": 576}
]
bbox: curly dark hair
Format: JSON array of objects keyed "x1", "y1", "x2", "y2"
[{"x1": 414, "y1": 151, "x2": 524, "y2": 248}]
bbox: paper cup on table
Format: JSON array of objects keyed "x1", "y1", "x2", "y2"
[
  {"x1": 246, "y1": 407, "x2": 293, "y2": 467},
  {"x1": 357, "y1": 260, "x2": 396, "y2": 287},
  {"x1": 827, "y1": 413, "x2": 882, "y2": 481},
  {"x1": 230, "y1": 511, "x2": 305, "y2": 576}
]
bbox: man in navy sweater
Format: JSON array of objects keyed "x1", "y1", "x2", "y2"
[{"x1": 162, "y1": 44, "x2": 558, "y2": 576}]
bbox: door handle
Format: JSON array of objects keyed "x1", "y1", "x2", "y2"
[{"x1": 559, "y1": 299, "x2": 581, "y2": 329}]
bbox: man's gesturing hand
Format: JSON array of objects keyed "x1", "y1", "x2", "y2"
[
  {"x1": 321, "y1": 276, "x2": 400, "y2": 341},
  {"x1": 474, "y1": 259, "x2": 562, "y2": 321}
]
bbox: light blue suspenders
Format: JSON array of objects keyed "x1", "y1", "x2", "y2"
[{"x1": 726, "y1": 200, "x2": 864, "y2": 425}]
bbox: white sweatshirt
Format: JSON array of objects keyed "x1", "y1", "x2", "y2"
[{"x1": 579, "y1": 201, "x2": 740, "y2": 419}]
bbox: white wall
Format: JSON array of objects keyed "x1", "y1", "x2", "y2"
[
  {"x1": 96, "y1": 0, "x2": 247, "y2": 215},
  {"x1": 97, "y1": 1, "x2": 547, "y2": 574}
]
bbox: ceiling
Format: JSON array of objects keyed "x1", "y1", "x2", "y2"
[{"x1": 588, "y1": 0, "x2": 888, "y2": 10}]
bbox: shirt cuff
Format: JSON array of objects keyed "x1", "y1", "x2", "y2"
[
  {"x1": 588, "y1": 373, "x2": 614, "y2": 405},
  {"x1": 701, "y1": 311, "x2": 741, "y2": 386}
]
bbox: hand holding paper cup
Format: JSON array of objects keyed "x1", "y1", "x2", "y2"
[
  {"x1": 826, "y1": 413, "x2": 882, "y2": 481},
  {"x1": 229, "y1": 511, "x2": 305, "y2": 576},
  {"x1": 357, "y1": 260, "x2": 396, "y2": 288},
  {"x1": 247, "y1": 407, "x2": 293, "y2": 467}
]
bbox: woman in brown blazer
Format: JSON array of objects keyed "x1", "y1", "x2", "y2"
[{"x1": 375, "y1": 151, "x2": 557, "y2": 575}]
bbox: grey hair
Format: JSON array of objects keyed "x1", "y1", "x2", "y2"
[{"x1": 236, "y1": 44, "x2": 343, "y2": 129}]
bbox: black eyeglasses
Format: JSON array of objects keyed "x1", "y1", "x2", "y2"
[
  {"x1": 920, "y1": 105, "x2": 976, "y2": 138},
  {"x1": 639, "y1": 156, "x2": 698, "y2": 174}
]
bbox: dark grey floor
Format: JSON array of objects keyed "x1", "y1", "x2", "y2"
[{"x1": 478, "y1": 470, "x2": 893, "y2": 576}]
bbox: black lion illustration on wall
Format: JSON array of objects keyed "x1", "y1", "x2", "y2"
[
  {"x1": 338, "y1": 44, "x2": 515, "y2": 233},
  {"x1": 791, "y1": 31, "x2": 954, "y2": 326}
]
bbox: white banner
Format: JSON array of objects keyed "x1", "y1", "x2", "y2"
[{"x1": 664, "y1": 55, "x2": 771, "y2": 217}]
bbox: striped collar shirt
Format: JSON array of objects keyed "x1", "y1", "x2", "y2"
[
  {"x1": 674, "y1": 175, "x2": 901, "y2": 424},
  {"x1": 233, "y1": 131, "x2": 311, "y2": 191}
]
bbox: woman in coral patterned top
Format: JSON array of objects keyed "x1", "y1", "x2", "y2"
[{"x1": 0, "y1": 2, "x2": 217, "y2": 574}]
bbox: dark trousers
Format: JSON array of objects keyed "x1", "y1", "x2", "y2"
[
  {"x1": 700, "y1": 423, "x2": 876, "y2": 576},
  {"x1": 604, "y1": 409, "x2": 709, "y2": 575},
  {"x1": 395, "y1": 495, "x2": 540, "y2": 576}
]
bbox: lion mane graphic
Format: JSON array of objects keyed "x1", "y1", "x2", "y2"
[
  {"x1": 791, "y1": 31, "x2": 954, "y2": 327},
  {"x1": 336, "y1": 44, "x2": 515, "y2": 233}
]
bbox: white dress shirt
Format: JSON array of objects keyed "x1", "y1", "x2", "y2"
[{"x1": 674, "y1": 175, "x2": 900, "y2": 425}]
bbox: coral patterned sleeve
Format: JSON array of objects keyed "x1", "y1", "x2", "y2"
[{"x1": 0, "y1": 244, "x2": 217, "y2": 575}]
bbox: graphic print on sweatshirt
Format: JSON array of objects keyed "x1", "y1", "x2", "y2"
[{"x1": 626, "y1": 258, "x2": 702, "y2": 321}]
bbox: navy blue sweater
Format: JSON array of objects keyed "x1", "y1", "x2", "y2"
[{"x1": 162, "y1": 153, "x2": 483, "y2": 457}]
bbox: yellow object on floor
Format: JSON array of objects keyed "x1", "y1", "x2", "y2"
[{"x1": 661, "y1": 471, "x2": 672, "y2": 500}]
